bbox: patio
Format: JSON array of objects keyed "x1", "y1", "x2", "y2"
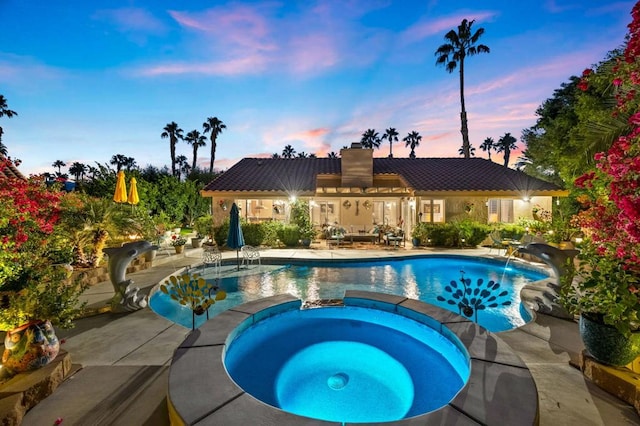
[{"x1": 4, "y1": 246, "x2": 640, "y2": 425}]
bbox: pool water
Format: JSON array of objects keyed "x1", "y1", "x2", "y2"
[
  {"x1": 224, "y1": 306, "x2": 469, "y2": 423},
  {"x1": 150, "y1": 255, "x2": 547, "y2": 332}
]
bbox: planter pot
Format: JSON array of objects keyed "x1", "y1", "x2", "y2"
[
  {"x1": 579, "y1": 313, "x2": 640, "y2": 366},
  {"x1": 1, "y1": 320, "x2": 60, "y2": 376},
  {"x1": 301, "y1": 238, "x2": 311, "y2": 248},
  {"x1": 174, "y1": 245, "x2": 185, "y2": 254},
  {"x1": 412, "y1": 238, "x2": 420, "y2": 247},
  {"x1": 144, "y1": 249, "x2": 157, "y2": 262},
  {"x1": 191, "y1": 238, "x2": 204, "y2": 248}
]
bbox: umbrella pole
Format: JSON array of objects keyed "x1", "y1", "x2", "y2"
[{"x1": 237, "y1": 249, "x2": 240, "y2": 271}]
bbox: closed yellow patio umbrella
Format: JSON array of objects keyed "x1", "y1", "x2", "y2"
[
  {"x1": 113, "y1": 170, "x2": 127, "y2": 203},
  {"x1": 127, "y1": 177, "x2": 139, "y2": 205}
]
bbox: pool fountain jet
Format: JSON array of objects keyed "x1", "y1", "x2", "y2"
[{"x1": 517, "y1": 243, "x2": 579, "y2": 319}]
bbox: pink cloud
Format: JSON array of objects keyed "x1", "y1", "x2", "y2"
[{"x1": 135, "y1": 55, "x2": 267, "y2": 77}]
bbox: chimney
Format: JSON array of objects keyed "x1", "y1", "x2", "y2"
[{"x1": 340, "y1": 143, "x2": 373, "y2": 187}]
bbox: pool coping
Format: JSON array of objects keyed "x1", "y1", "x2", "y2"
[{"x1": 167, "y1": 291, "x2": 539, "y2": 425}]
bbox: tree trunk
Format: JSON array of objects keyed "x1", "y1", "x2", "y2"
[{"x1": 459, "y1": 59, "x2": 470, "y2": 158}]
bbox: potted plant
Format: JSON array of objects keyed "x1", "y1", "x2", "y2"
[
  {"x1": 170, "y1": 234, "x2": 187, "y2": 254},
  {"x1": 0, "y1": 266, "x2": 88, "y2": 378},
  {"x1": 194, "y1": 215, "x2": 215, "y2": 246},
  {"x1": 291, "y1": 200, "x2": 315, "y2": 247},
  {"x1": 557, "y1": 28, "x2": 640, "y2": 366}
]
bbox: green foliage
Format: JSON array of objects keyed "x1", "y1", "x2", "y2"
[
  {"x1": 290, "y1": 200, "x2": 315, "y2": 240},
  {"x1": 261, "y1": 220, "x2": 285, "y2": 247},
  {"x1": 213, "y1": 220, "x2": 230, "y2": 246},
  {"x1": 412, "y1": 221, "x2": 490, "y2": 247},
  {"x1": 559, "y1": 244, "x2": 639, "y2": 336},
  {"x1": 194, "y1": 215, "x2": 215, "y2": 240},
  {"x1": 278, "y1": 225, "x2": 301, "y2": 246},
  {"x1": 242, "y1": 222, "x2": 266, "y2": 246},
  {"x1": 0, "y1": 266, "x2": 89, "y2": 331}
]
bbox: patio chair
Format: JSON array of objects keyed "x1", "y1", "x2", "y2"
[
  {"x1": 202, "y1": 246, "x2": 222, "y2": 274},
  {"x1": 241, "y1": 245, "x2": 261, "y2": 267},
  {"x1": 489, "y1": 230, "x2": 505, "y2": 255}
]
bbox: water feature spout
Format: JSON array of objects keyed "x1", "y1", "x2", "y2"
[{"x1": 517, "y1": 243, "x2": 579, "y2": 320}]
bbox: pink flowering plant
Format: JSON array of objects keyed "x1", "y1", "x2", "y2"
[{"x1": 560, "y1": 4, "x2": 640, "y2": 336}]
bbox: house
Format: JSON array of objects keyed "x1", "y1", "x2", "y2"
[
  {"x1": 0, "y1": 155, "x2": 26, "y2": 180},
  {"x1": 201, "y1": 144, "x2": 566, "y2": 236}
]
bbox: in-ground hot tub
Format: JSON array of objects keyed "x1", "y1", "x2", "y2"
[
  {"x1": 168, "y1": 292, "x2": 539, "y2": 425},
  {"x1": 225, "y1": 305, "x2": 469, "y2": 423}
]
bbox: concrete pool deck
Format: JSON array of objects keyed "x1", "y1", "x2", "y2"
[{"x1": 12, "y1": 246, "x2": 640, "y2": 425}]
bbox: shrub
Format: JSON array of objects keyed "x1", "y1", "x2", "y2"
[
  {"x1": 261, "y1": 220, "x2": 285, "y2": 247},
  {"x1": 242, "y1": 223, "x2": 266, "y2": 246},
  {"x1": 278, "y1": 225, "x2": 301, "y2": 247},
  {"x1": 457, "y1": 220, "x2": 491, "y2": 247},
  {"x1": 213, "y1": 220, "x2": 230, "y2": 247}
]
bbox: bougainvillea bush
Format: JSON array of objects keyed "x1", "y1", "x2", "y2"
[
  {"x1": 0, "y1": 159, "x2": 63, "y2": 291},
  {"x1": 560, "y1": 3, "x2": 640, "y2": 335}
]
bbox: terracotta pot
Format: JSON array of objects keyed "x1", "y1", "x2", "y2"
[
  {"x1": 174, "y1": 245, "x2": 185, "y2": 254},
  {"x1": 579, "y1": 313, "x2": 640, "y2": 366},
  {"x1": 1, "y1": 320, "x2": 60, "y2": 376}
]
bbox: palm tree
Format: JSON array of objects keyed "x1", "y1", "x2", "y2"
[
  {"x1": 458, "y1": 144, "x2": 476, "y2": 157},
  {"x1": 0, "y1": 95, "x2": 17, "y2": 149},
  {"x1": 185, "y1": 129, "x2": 207, "y2": 170},
  {"x1": 202, "y1": 117, "x2": 226, "y2": 173},
  {"x1": 69, "y1": 162, "x2": 87, "y2": 182},
  {"x1": 480, "y1": 137, "x2": 495, "y2": 160},
  {"x1": 123, "y1": 156, "x2": 137, "y2": 171},
  {"x1": 327, "y1": 151, "x2": 339, "y2": 158},
  {"x1": 161, "y1": 122, "x2": 184, "y2": 177},
  {"x1": 403, "y1": 131, "x2": 422, "y2": 158},
  {"x1": 175, "y1": 155, "x2": 189, "y2": 179},
  {"x1": 360, "y1": 129, "x2": 381, "y2": 149},
  {"x1": 435, "y1": 19, "x2": 490, "y2": 158},
  {"x1": 382, "y1": 127, "x2": 399, "y2": 158},
  {"x1": 282, "y1": 145, "x2": 296, "y2": 158},
  {"x1": 52, "y1": 160, "x2": 66, "y2": 175},
  {"x1": 495, "y1": 132, "x2": 518, "y2": 167},
  {"x1": 110, "y1": 154, "x2": 129, "y2": 172},
  {"x1": 271, "y1": 153, "x2": 281, "y2": 158}
]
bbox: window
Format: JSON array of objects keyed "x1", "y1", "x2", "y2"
[
  {"x1": 488, "y1": 199, "x2": 514, "y2": 223},
  {"x1": 420, "y1": 199, "x2": 444, "y2": 223}
]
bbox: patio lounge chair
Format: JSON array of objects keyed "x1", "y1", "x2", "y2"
[
  {"x1": 241, "y1": 245, "x2": 261, "y2": 267},
  {"x1": 489, "y1": 230, "x2": 505, "y2": 255},
  {"x1": 202, "y1": 246, "x2": 222, "y2": 274}
]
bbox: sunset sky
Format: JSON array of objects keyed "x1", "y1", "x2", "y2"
[{"x1": 0, "y1": 0, "x2": 633, "y2": 176}]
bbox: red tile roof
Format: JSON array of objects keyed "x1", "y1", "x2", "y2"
[
  {"x1": 202, "y1": 157, "x2": 562, "y2": 194},
  {"x1": 0, "y1": 155, "x2": 26, "y2": 180}
]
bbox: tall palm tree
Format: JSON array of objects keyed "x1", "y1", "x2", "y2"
[
  {"x1": 360, "y1": 129, "x2": 381, "y2": 149},
  {"x1": 202, "y1": 117, "x2": 226, "y2": 173},
  {"x1": 403, "y1": 131, "x2": 422, "y2": 158},
  {"x1": 69, "y1": 162, "x2": 87, "y2": 182},
  {"x1": 282, "y1": 145, "x2": 296, "y2": 158},
  {"x1": 480, "y1": 137, "x2": 495, "y2": 160},
  {"x1": 382, "y1": 127, "x2": 399, "y2": 158},
  {"x1": 123, "y1": 156, "x2": 137, "y2": 171},
  {"x1": 458, "y1": 144, "x2": 476, "y2": 157},
  {"x1": 175, "y1": 155, "x2": 189, "y2": 179},
  {"x1": 0, "y1": 95, "x2": 17, "y2": 149},
  {"x1": 496, "y1": 132, "x2": 518, "y2": 167},
  {"x1": 161, "y1": 122, "x2": 184, "y2": 177},
  {"x1": 185, "y1": 129, "x2": 207, "y2": 171},
  {"x1": 110, "y1": 154, "x2": 129, "y2": 172},
  {"x1": 271, "y1": 153, "x2": 281, "y2": 158},
  {"x1": 435, "y1": 19, "x2": 490, "y2": 158},
  {"x1": 327, "y1": 151, "x2": 339, "y2": 158},
  {"x1": 52, "y1": 160, "x2": 66, "y2": 175}
]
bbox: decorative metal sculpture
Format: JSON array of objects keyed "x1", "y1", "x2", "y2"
[
  {"x1": 104, "y1": 241, "x2": 159, "y2": 312},
  {"x1": 437, "y1": 270, "x2": 511, "y2": 323},
  {"x1": 160, "y1": 273, "x2": 227, "y2": 330}
]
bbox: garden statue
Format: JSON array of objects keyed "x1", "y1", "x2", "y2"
[
  {"x1": 104, "y1": 241, "x2": 159, "y2": 312},
  {"x1": 518, "y1": 242, "x2": 579, "y2": 319}
]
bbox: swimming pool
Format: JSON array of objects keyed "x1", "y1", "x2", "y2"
[{"x1": 150, "y1": 255, "x2": 547, "y2": 332}]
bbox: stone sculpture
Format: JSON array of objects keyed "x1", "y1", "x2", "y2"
[{"x1": 104, "y1": 241, "x2": 159, "y2": 312}]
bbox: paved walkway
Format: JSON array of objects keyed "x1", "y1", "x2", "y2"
[{"x1": 20, "y1": 246, "x2": 640, "y2": 425}]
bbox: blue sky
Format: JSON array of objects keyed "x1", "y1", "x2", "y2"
[{"x1": 0, "y1": 0, "x2": 633, "y2": 176}]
